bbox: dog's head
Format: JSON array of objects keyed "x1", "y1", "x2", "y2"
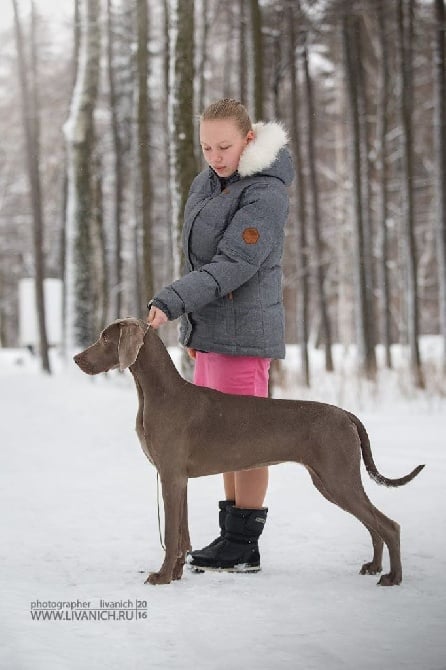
[{"x1": 73, "y1": 318, "x2": 148, "y2": 375}]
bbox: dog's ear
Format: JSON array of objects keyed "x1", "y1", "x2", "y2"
[{"x1": 117, "y1": 322, "x2": 145, "y2": 371}]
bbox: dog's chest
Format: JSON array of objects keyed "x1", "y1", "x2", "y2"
[{"x1": 136, "y1": 419, "x2": 156, "y2": 466}]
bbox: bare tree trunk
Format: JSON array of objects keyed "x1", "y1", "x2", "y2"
[
  {"x1": 356, "y1": 17, "x2": 377, "y2": 371},
  {"x1": 376, "y1": 0, "x2": 392, "y2": 368},
  {"x1": 136, "y1": 0, "x2": 153, "y2": 304},
  {"x1": 167, "y1": 0, "x2": 180, "y2": 280},
  {"x1": 331, "y1": 26, "x2": 351, "y2": 353},
  {"x1": 239, "y1": 0, "x2": 248, "y2": 102},
  {"x1": 131, "y1": 151, "x2": 143, "y2": 316},
  {"x1": 342, "y1": 12, "x2": 376, "y2": 379},
  {"x1": 302, "y1": 33, "x2": 334, "y2": 372},
  {"x1": 12, "y1": 0, "x2": 51, "y2": 372},
  {"x1": 64, "y1": 0, "x2": 101, "y2": 348},
  {"x1": 107, "y1": 0, "x2": 124, "y2": 318},
  {"x1": 397, "y1": 0, "x2": 424, "y2": 388},
  {"x1": 168, "y1": 0, "x2": 197, "y2": 279},
  {"x1": 250, "y1": 0, "x2": 264, "y2": 120},
  {"x1": 0, "y1": 270, "x2": 6, "y2": 346},
  {"x1": 223, "y1": 5, "x2": 234, "y2": 99},
  {"x1": 167, "y1": 0, "x2": 196, "y2": 374},
  {"x1": 434, "y1": 0, "x2": 446, "y2": 371},
  {"x1": 91, "y1": 151, "x2": 107, "y2": 333},
  {"x1": 61, "y1": 0, "x2": 81, "y2": 351},
  {"x1": 272, "y1": 7, "x2": 284, "y2": 120},
  {"x1": 197, "y1": 0, "x2": 210, "y2": 113},
  {"x1": 162, "y1": 0, "x2": 174, "y2": 283},
  {"x1": 288, "y1": 1, "x2": 309, "y2": 385}
]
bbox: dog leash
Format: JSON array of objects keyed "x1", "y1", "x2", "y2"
[{"x1": 156, "y1": 472, "x2": 166, "y2": 551}]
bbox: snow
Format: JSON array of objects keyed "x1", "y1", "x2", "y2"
[{"x1": 1, "y1": 344, "x2": 445, "y2": 670}]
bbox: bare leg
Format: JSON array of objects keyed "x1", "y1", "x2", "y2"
[
  {"x1": 223, "y1": 467, "x2": 268, "y2": 508},
  {"x1": 223, "y1": 472, "x2": 236, "y2": 500}
]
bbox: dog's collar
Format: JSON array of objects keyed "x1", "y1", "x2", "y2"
[{"x1": 141, "y1": 322, "x2": 151, "y2": 336}]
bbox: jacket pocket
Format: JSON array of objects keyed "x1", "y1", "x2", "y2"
[
  {"x1": 207, "y1": 297, "x2": 236, "y2": 346},
  {"x1": 233, "y1": 305, "x2": 265, "y2": 348}
]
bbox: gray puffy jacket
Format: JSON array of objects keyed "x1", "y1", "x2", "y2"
[{"x1": 151, "y1": 121, "x2": 295, "y2": 359}]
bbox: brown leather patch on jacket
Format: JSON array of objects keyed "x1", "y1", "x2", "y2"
[{"x1": 242, "y1": 227, "x2": 260, "y2": 244}]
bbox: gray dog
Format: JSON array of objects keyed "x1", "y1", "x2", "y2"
[{"x1": 74, "y1": 318, "x2": 424, "y2": 586}]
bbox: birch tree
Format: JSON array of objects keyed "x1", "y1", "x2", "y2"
[
  {"x1": 162, "y1": 0, "x2": 174, "y2": 282},
  {"x1": 61, "y1": 0, "x2": 81, "y2": 346},
  {"x1": 64, "y1": 0, "x2": 101, "y2": 348},
  {"x1": 197, "y1": 0, "x2": 211, "y2": 113},
  {"x1": 356, "y1": 16, "x2": 377, "y2": 371},
  {"x1": 167, "y1": 0, "x2": 197, "y2": 279},
  {"x1": 342, "y1": 11, "x2": 377, "y2": 379},
  {"x1": 434, "y1": 0, "x2": 446, "y2": 371},
  {"x1": 250, "y1": 0, "x2": 264, "y2": 120},
  {"x1": 288, "y1": 1, "x2": 310, "y2": 385},
  {"x1": 302, "y1": 30, "x2": 334, "y2": 372},
  {"x1": 136, "y1": 0, "x2": 154, "y2": 303},
  {"x1": 91, "y1": 151, "x2": 107, "y2": 334},
  {"x1": 397, "y1": 0, "x2": 424, "y2": 388},
  {"x1": 12, "y1": 0, "x2": 51, "y2": 372},
  {"x1": 239, "y1": 0, "x2": 248, "y2": 103},
  {"x1": 375, "y1": 0, "x2": 392, "y2": 368},
  {"x1": 107, "y1": 0, "x2": 124, "y2": 318}
]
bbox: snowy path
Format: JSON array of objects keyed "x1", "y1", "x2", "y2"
[{"x1": 1, "y1": 360, "x2": 445, "y2": 670}]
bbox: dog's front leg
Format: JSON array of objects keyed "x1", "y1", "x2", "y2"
[
  {"x1": 146, "y1": 476, "x2": 187, "y2": 585},
  {"x1": 172, "y1": 484, "x2": 191, "y2": 581}
]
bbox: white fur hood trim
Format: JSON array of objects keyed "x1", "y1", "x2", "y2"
[{"x1": 238, "y1": 121, "x2": 289, "y2": 178}]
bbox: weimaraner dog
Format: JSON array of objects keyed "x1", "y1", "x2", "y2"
[{"x1": 74, "y1": 318, "x2": 424, "y2": 586}]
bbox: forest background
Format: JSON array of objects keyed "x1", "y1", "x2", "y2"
[{"x1": 1, "y1": 0, "x2": 445, "y2": 391}]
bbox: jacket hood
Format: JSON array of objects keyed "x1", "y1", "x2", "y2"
[{"x1": 237, "y1": 121, "x2": 294, "y2": 186}]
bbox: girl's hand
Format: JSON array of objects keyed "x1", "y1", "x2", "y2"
[
  {"x1": 186, "y1": 348, "x2": 197, "y2": 360},
  {"x1": 147, "y1": 306, "x2": 169, "y2": 329}
]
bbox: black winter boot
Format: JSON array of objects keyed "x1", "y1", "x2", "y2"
[
  {"x1": 188, "y1": 506, "x2": 268, "y2": 573},
  {"x1": 187, "y1": 500, "x2": 235, "y2": 562}
]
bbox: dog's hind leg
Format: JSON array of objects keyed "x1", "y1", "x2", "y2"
[
  {"x1": 360, "y1": 525, "x2": 384, "y2": 576},
  {"x1": 306, "y1": 466, "x2": 401, "y2": 585},
  {"x1": 146, "y1": 476, "x2": 187, "y2": 585}
]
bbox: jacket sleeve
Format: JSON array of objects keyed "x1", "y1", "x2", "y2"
[{"x1": 150, "y1": 182, "x2": 289, "y2": 320}]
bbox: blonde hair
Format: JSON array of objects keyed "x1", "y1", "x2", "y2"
[{"x1": 200, "y1": 98, "x2": 252, "y2": 136}]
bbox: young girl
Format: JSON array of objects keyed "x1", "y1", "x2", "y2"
[{"x1": 147, "y1": 98, "x2": 294, "y2": 573}]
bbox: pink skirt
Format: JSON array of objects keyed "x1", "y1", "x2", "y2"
[{"x1": 193, "y1": 351, "x2": 271, "y2": 398}]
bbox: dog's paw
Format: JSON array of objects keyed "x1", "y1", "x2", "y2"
[
  {"x1": 360, "y1": 561, "x2": 383, "y2": 575},
  {"x1": 377, "y1": 571, "x2": 402, "y2": 586},
  {"x1": 172, "y1": 561, "x2": 185, "y2": 581},
  {"x1": 145, "y1": 571, "x2": 172, "y2": 585}
]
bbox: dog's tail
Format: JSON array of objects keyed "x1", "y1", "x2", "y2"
[{"x1": 347, "y1": 411, "x2": 425, "y2": 487}]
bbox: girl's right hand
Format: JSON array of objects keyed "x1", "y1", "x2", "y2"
[
  {"x1": 186, "y1": 348, "x2": 197, "y2": 360},
  {"x1": 147, "y1": 306, "x2": 169, "y2": 329}
]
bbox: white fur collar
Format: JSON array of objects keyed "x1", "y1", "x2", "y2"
[{"x1": 238, "y1": 122, "x2": 289, "y2": 177}]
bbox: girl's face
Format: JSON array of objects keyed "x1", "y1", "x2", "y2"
[{"x1": 200, "y1": 119, "x2": 254, "y2": 178}]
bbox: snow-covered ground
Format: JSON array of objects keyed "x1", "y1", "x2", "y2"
[{"x1": 1, "y1": 343, "x2": 445, "y2": 670}]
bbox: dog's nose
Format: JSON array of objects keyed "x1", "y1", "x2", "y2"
[{"x1": 73, "y1": 352, "x2": 88, "y2": 370}]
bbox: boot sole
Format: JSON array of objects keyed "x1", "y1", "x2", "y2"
[{"x1": 188, "y1": 562, "x2": 261, "y2": 574}]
